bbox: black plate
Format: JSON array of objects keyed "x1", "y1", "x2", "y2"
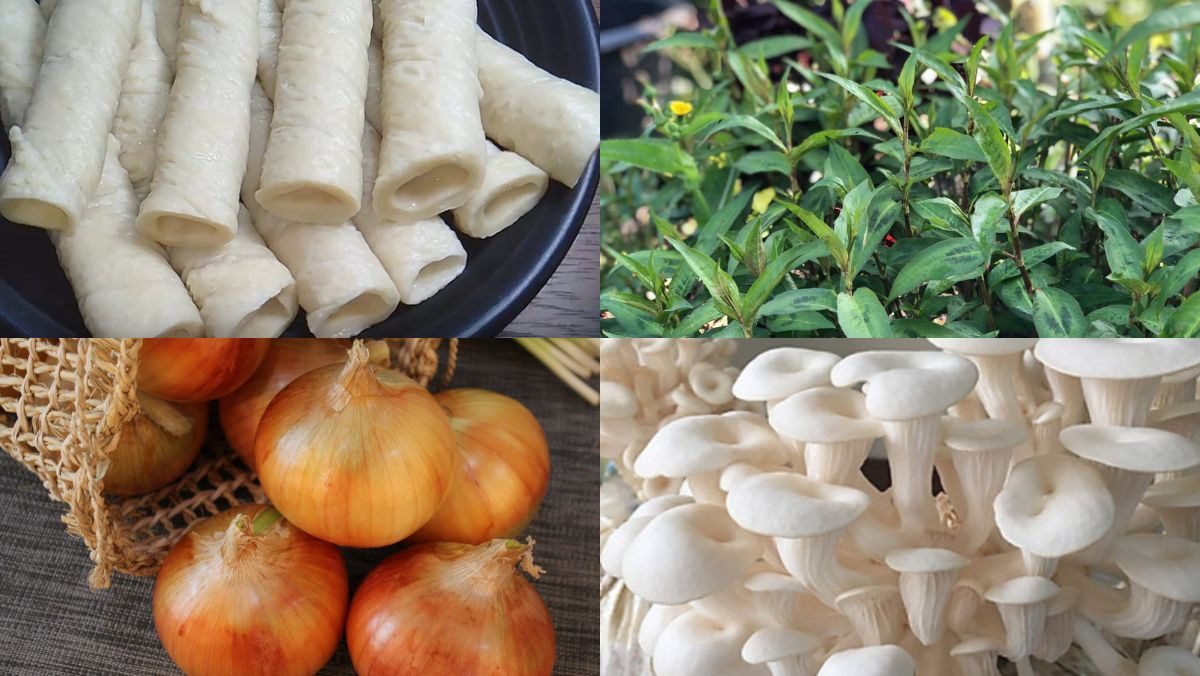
[{"x1": 0, "y1": 0, "x2": 599, "y2": 338}]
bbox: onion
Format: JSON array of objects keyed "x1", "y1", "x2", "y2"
[
  {"x1": 138, "y1": 338, "x2": 269, "y2": 403},
  {"x1": 255, "y1": 340, "x2": 457, "y2": 547},
  {"x1": 104, "y1": 392, "x2": 207, "y2": 496},
  {"x1": 153, "y1": 504, "x2": 348, "y2": 676},
  {"x1": 218, "y1": 339, "x2": 388, "y2": 469},
  {"x1": 347, "y1": 538, "x2": 556, "y2": 675},
  {"x1": 412, "y1": 388, "x2": 551, "y2": 544}
]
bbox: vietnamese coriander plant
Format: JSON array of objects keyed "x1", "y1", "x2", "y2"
[
  {"x1": 600, "y1": 0, "x2": 1200, "y2": 338},
  {"x1": 600, "y1": 338, "x2": 1200, "y2": 675}
]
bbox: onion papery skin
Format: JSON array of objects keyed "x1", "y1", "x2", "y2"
[
  {"x1": 139, "y1": 339, "x2": 269, "y2": 403},
  {"x1": 347, "y1": 540, "x2": 556, "y2": 676},
  {"x1": 412, "y1": 388, "x2": 551, "y2": 544},
  {"x1": 219, "y1": 339, "x2": 355, "y2": 469},
  {"x1": 255, "y1": 347, "x2": 458, "y2": 547},
  {"x1": 105, "y1": 395, "x2": 207, "y2": 496},
  {"x1": 152, "y1": 504, "x2": 348, "y2": 676}
]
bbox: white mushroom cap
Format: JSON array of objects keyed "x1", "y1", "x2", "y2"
[
  {"x1": 652, "y1": 610, "x2": 765, "y2": 676},
  {"x1": 732, "y1": 348, "x2": 840, "y2": 402},
  {"x1": 928, "y1": 339, "x2": 1037, "y2": 356},
  {"x1": 1112, "y1": 534, "x2": 1200, "y2": 602},
  {"x1": 1060, "y1": 425, "x2": 1200, "y2": 473},
  {"x1": 601, "y1": 494, "x2": 696, "y2": 577},
  {"x1": 600, "y1": 380, "x2": 638, "y2": 418},
  {"x1": 638, "y1": 603, "x2": 689, "y2": 657},
  {"x1": 817, "y1": 645, "x2": 916, "y2": 676},
  {"x1": 742, "y1": 627, "x2": 822, "y2": 665},
  {"x1": 1143, "y1": 473, "x2": 1200, "y2": 509},
  {"x1": 830, "y1": 351, "x2": 978, "y2": 420},
  {"x1": 1138, "y1": 646, "x2": 1200, "y2": 676},
  {"x1": 635, "y1": 411, "x2": 787, "y2": 478},
  {"x1": 884, "y1": 547, "x2": 970, "y2": 573},
  {"x1": 1034, "y1": 339, "x2": 1200, "y2": 380},
  {"x1": 769, "y1": 387, "x2": 883, "y2": 443},
  {"x1": 941, "y1": 418, "x2": 1028, "y2": 452},
  {"x1": 726, "y1": 472, "x2": 870, "y2": 538},
  {"x1": 993, "y1": 455, "x2": 1115, "y2": 558},
  {"x1": 621, "y1": 502, "x2": 760, "y2": 604},
  {"x1": 984, "y1": 576, "x2": 1060, "y2": 606}
]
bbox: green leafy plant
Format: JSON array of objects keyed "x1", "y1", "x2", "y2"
[{"x1": 600, "y1": 0, "x2": 1200, "y2": 337}]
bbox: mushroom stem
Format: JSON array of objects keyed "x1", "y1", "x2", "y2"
[
  {"x1": 763, "y1": 655, "x2": 816, "y2": 676},
  {"x1": 1088, "y1": 583, "x2": 1196, "y2": 640},
  {"x1": 949, "y1": 639, "x2": 1003, "y2": 676},
  {"x1": 1071, "y1": 616, "x2": 1137, "y2": 676},
  {"x1": 1044, "y1": 368, "x2": 1085, "y2": 427},
  {"x1": 896, "y1": 566, "x2": 961, "y2": 645},
  {"x1": 946, "y1": 580, "x2": 985, "y2": 635},
  {"x1": 950, "y1": 446, "x2": 1013, "y2": 554},
  {"x1": 685, "y1": 470, "x2": 727, "y2": 506},
  {"x1": 1031, "y1": 403, "x2": 1065, "y2": 455},
  {"x1": 805, "y1": 439, "x2": 873, "y2": 484},
  {"x1": 1156, "y1": 506, "x2": 1200, "y2": 542},
  {"x1": 776, "y1": 530, "x2": 872, "y2": 607},
  {"x1": 985, "y1": 576, "x2": 1059, "y2": 660},
  {"x1": 967, "y1": 354, "x2": 1026, "y2": 424},
  {"x1": 1019, "y1": 550, "x2": 1059, "y2": 578},
  {"x1": 1015, "y1": 658, "x2": 1036, "y2": 676},
  {"x1": 834, "y1": 585, "x2": 904, "y2": 646},
  {"x1": 1080, "y1": 377, "x2": 1161, "y2": 427},
  {"x1": 846, "y1": 511, "x2": 908, "y2": 561},
  {"x1": 880, "y1": 415, "x2": 943, "y2": 534},
  {"x1": 1153, "y1": 377, "x2": 1197, "y2": 411},
  {"x1": 1076, "y1": 467, "x2": 1155, "y2": 564}
]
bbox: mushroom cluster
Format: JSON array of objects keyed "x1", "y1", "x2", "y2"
[
  {"x1": 600, "y1": 338, "x2": 747, "y2": 499},
  {"x1": 600, "y1": 339, "x2": 1200, "y2": 676}
]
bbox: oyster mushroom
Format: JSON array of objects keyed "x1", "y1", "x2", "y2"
[
  {"x1": 984, "y1": 575, "x2": 1060, "y2": 660},
  {"x1": 652, "y1": 609, "x2": 766, "y2": 676},
  {"x1": 769, "y1": 387, "x2": 882, "y2": 484},
  {"x1": 635, "y1": 411, "x2": 788, "y2": 505},
  {"x1": 1060, "y1": 424, "x2": 1200, "y2": 561},
  {"x1": 884, "y1": 547, "x2": 969, "y2": 646},
  {"x1": 727, "y1": 472, "x2": 872, "y2": 605},
  {"x1": 992, "y1": 454, "x2": 1115, "y2": 576},
  {"x1": 1142, "y1": 473, "x2": 1200, "y2": 541},
  {"x1": 816, "y1": 645, "x2": 916, "y2": 676},
  {"x1": 1034, "y1": 585, "x2": 1080, "y2": 662},
  {"x1": 1078, "y1": 534, "x2": 1200, "y2": 639},
  {"x1": 833, "y1": 584, "x2": 905, "y2": 646},
  {"x1": 1034, "y1": 339, "x2": 1200, "y2": 426},
  {"x1": 928, "y1": 339, "x2": 1037, "y2": 424},
  {"x1": 1153, "y1": 364, "x2": 1200, "y2": 410},
  {"x1": 732, "y1": 347, "x2": 840, "y2": 412},
  {"x1": 618, "y1": 502, "x2": 760, "y2": 605},
  {"x1": 949, "y1": 637, "x2": 1004, "y2": 676},
  {"x1": 830, "y1": 351, "x2": 977, "y2": 534},
  {"x1": 941, "y1": 417, "x2": 1027, "y2": 553},
  {"x1": 741, "y1": 627, "x2": 822, "y2": 676}
]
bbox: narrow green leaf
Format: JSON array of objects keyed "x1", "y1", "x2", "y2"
[
  {"x1": 898, "y1": 52, "x2": 918, "y2": 106},
  {"x1": 849, "y1": 197, "x2": 900, "y2": 278},
  {"x1": 735, "y1": 151, "x2": 792, "y2": 176},
  {"x1": 971, "y1": 193, "x2": 1007, "y2": 261},
  {"x1": 1161, "y1": 249, "x2": 1200, "y2": 299},
  {"x1": 1102, "y1": 170, "x2": 1176, "y2": 214},
  {"x1": 601, "y1": 293, "x2": 665, "y2": 337},
  {"x1": 766, "y1": 312, "x2": 837, "y2": 333},
  {"x1": 670, "y1": 300, "x2": 724, "y2": 337},
  {"x1": 1044, "y1": 95, "x2": 1135, "y2": 121},
  {"x1": 703, "y1": 114, "x2": 787, "y2": 151},
  {"x1": 643, "y1": 32, "x2": 720, "y2": 52},
  {"x1": 1168, "y1": 293, "x2": 1200, "y2": 337},
  {"x1": 837, "y1": 288, "x2": 894, "y2": 337},
  {"x1": 1089, "y1": 200, "x2": 1144, "y2": 280},
  {"x1": 741, "y1": 35, "x2": 815, "y2": 60},
  {"x1": 666, "y1": 238, "x2": 742, "y2": 318},
  {"x1": 790, "y1": 129, "x2": 881, "y2": 160},
  {"x1": 1010, "y1": 187, "x2": 1063, "y2": 222},
  {"x1": 818, "y1": 72, "x2": 904, "y2": 138},
  {"x1": 601, "y1": 138, "x2": 699, "y2": 181},
  {"x1": 842, "y1": 0, "x2": 875, "y2": 52},
  {"x1": 1078, "y1": 88, "x2": 1200, "y2": 159},
  {"x1": 966, "y1": 35, "x2": 988, "y2": 94},
  {"x1": 727, "y1": 50, "x2": 773, "y2": 103},
  {"x1": 919, "y1": 128, "x2": 986, "y2": 162},
  {"x1": 759, "y1": 288, "x2": 839, "y2": 316},
  {"x1": 742, "y1": 242, "x2": 826, "y2": 323},
  {"x1": 771, "y1": 0, "x2": 842, "y2": 48},
  {"x1": 889, "y1": 237, "x2": 985, "y2": 300},
  {"x1": 987, "y1": 242, "x2": 1076, "y2": 287},
  {"x1": 1104, "y1": 3, "x2": 1200, "y2": 64},
  {"x1": 784, "y1": 203, "x2": 850, "y2": 269},
  {"x1": 962, "y1": 97, "x2": 1013, "y2": 189},
  {"x1": 1033, "y1": 287, "x2": 1086, "y2": 337},
  {"x1": 1142, "y1": 226, "x2": 1165, "y2": 276}
]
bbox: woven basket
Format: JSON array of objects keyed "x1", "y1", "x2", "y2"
[{"x1": 0, "y1": 338, "x2": 455, "y2": 589}]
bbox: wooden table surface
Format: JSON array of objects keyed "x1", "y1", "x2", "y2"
[{"x1": 499, "y1": 0, "x2": 600, "y2": 338}]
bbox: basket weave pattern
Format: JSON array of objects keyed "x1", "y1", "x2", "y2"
[{"x1": 0, "y1": 338, "x2": 453, "y2": 589}]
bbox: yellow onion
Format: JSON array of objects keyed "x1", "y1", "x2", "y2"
[
  {"x1": 412, "y1": 388, "x2": 551, "y2": 544},
  {"x1": 153, "y1": 504, "x2": 348, "y2": 676},
  {"x1": 139, "y1": 338, "x2": 269, "y2": 403},
  {"x1": 255, "y1": 341, "x2": 457, "y2": 547},
  {"x1": 104, "y1": 392, "x2": 208, "y2": 496},
  {"x1": 218, "y1": 339, "x2": 388, "y2": 468},
  {"x1": 347, "y1": 538, "x2": 556, "y2": 676}
]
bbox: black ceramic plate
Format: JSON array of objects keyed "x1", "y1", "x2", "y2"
[{"x1": 0, "y1": 1, "x2": 599, "y2": 338}]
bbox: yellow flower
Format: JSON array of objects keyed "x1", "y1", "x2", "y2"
[
  {"x1": 669, "y1": 100, "x2": 694, "y2": 116},
  {"x1": 752, "y1": 187, "x2": 776, "y2": 215},
  {"x1": 932, "y1": 7, "x2": 958, "y2": 30}
]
